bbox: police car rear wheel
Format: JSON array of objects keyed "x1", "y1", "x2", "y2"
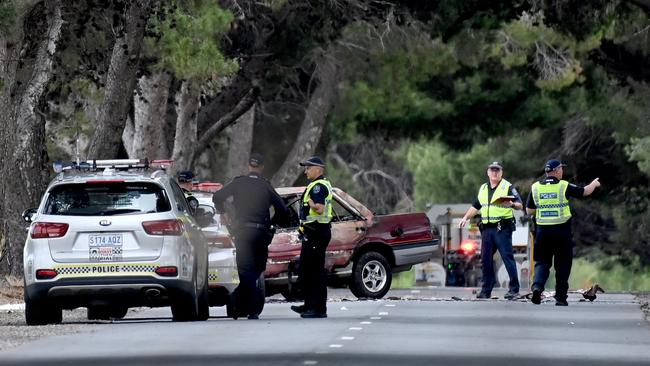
[
  {"x1": 25, "y1": 296, "x2": 62, "y2": 326},
  {"x1": 197, "y1": 266, "x2": 210, "y2": 321},
  {"x1": 171, "y1": 269, "x2": 200, "y2": 321},
  {"x1": 349, "y1": 251, "x2": 392, "y2": 299}
]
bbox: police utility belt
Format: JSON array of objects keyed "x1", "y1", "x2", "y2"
[
  {"x1": 241, "y1": 222, "x2": 276, "y2": 234},
  {"x1": 479, "y1": 217, "x2": 515, "y2": 231}
]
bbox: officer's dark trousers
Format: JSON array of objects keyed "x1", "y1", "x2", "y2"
[
  {"x1": 532, "y1": 224, "x2": 573, "y2": 301},
  {"x1": 480, "y1": 226, "x2": 520, "y2": 296},
  {"x1": 299, "y1": 225, "x2": 331, "y2": 314},
  {"x1": 233, "y1": 227, "x2": 272, "y2": 316}
]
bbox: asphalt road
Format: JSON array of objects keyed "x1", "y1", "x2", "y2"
[{"x1": 1, "y1": 288, "x2": 649, "y2": 366}]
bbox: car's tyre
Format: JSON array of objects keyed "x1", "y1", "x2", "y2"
[
  {"x1": 349, "y1": 251, "x2": 392, "y2": 299},
  {"x1": 25, "y1": 296, "x2": 62, "y2": 326},
  {"x1": 197, "y1": 267, "x2": 210, "y2": 321},
  {"x1": 87, "y1": 306, "x2": 128, "y2": 320},
  {"x1": 171, "y1": 270, "x2": 200, "y2": 322}
]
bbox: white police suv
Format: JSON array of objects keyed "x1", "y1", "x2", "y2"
[{"x1": 22, "y1": 159, "x2": 210, "y2": 325}]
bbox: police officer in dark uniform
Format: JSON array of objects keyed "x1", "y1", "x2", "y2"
[
  {"x1": 177, "y1": 170, "x2": 199, "y2": 214},
  {"x1": 459, "y1": 161, "x2": 523, "y2": 300},
  {"x1": 526, "y1": 159, "x2": 600, "y2": 306},
  {"x1": 290, "y1": 156, "x2": 332, "y2": 319},
  {"x1": 212, "y1": 153, "x2": 289, "y2": 319}
]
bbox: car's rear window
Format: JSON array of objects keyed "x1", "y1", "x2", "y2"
[{"x1": 43, "y1": 182, "x2": 171, "y2": 216}]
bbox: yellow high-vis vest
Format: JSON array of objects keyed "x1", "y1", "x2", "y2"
[
  {"x1": 301, "y1": 178, "x2": 333, "y2": 224},
  {"x1": 531, "y1": 180, "x2": 572, "y2": 225},
  {"x1": 478, "y1": 179, "x2": 515, "y2": 224}
]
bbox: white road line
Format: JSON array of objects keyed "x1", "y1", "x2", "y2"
[
  {"x1": 341, "y1": 336, "x2": 355, "y2": 340},
  {"x1": 378, "y1": 312, "x2": 389, "y2": 315},
  {"x1": 315, "y1": 351, "x2": 329, "y2": 354},
  {"x1": 384, "y1": 304, "x2": 396, "y2": 307},
  {"x1": 329, "y1": 344, "x2": 343, "y2": 348},
  {"x1": 360, "y1": 321, "x2": 372, "y2": 324},
  {"x1": 303, "y1": 361, "x2": 318, "y2": 365},
  {"x1": 349, "y1": 327, "x2": 363, "y2": 331},
  {"x1": 411, "y1": 290, "x2": 421, "y2": 293},
  {"x1": 370, "y1": 316, "x2": 382, "y2": 320}
]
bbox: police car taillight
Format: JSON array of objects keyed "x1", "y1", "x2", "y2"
[
  {"x1": 31, "y1": 222, "x2": 69, "y2": 239},
  {"x1": 142, "y1": 219, "x2": 183, "y2": 236},
  {"x1": 155, "y1": 266, "x2": 178, "y2": 277},
  {"x1": 35, "y1": 269, "x2": 58, "y2": 279}
]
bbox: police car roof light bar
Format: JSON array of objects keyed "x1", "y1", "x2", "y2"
[{"x1": 52, "y1": 159, "x2": 173, "y2": 173}]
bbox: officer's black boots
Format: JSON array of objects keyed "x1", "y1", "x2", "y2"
[
  {"x1": 531, "y1": 288, "x2": 542, "y2": 305},
  {"x1": 300, "y1": 309, "x2": 327, "y2": 318},
  {"x1": 291, "y1": 305, "x2": 307, "y2": 314}
]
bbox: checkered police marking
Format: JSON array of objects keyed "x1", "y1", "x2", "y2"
[
  {"x1": 54, "y1": 263, "x2": 159, "y2": 278},
  {"x1": 208, "y1": 271, "x2": 219, "y2": 283}
]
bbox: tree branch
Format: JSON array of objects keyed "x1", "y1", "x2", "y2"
[{"x1": 189, "y1": 87, "x2": 259, "y2": 167}]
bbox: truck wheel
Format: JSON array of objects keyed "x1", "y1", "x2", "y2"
[
  {"x1": 25, "y1": 296, "x2": 62, "y2": 325},
  {"x1": 350, "y1": 252, "x2": 392, "y2": 299}
]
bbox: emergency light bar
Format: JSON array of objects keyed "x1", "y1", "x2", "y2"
[{"x1": 53, "y1": 159, "x2": 174, "y2": 173}]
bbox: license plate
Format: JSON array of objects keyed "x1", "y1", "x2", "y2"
[
  {"x1": 89, "y1": 234, "x2": 123, "y2": 261},
  {"x1": 89, "y1": 234, "x2": 123, "y2": 246}
]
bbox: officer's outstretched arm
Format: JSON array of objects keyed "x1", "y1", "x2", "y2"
[
  {"x1": 459, "y1": 207, "x2": 479, "y2": 228},
  {"x1": 583, "y1": 178, "x2": 601, "y2": 197}
]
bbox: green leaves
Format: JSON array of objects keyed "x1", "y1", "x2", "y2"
[
  {"x1": 147, "y1": 0, "x2": 238, "y2": 81},
  {"x1": 0, "y1": 0, "x2": 16, "y2": 33}
]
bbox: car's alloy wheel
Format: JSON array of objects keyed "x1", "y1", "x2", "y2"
[
  {"x1": 361, "y1": 260, "x2": 388, "y2": 292},
  {"x1": 349, "y1": 251, "x2": 392, "y2": 299}
]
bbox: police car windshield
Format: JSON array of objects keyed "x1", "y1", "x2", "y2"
[{"x1": 43, "y1": 182, "x2": 171, "y2": 216}]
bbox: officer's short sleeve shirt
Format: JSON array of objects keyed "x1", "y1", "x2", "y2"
[{"x1": 526, "y1": 177, "x2": 585, "y2": 209}]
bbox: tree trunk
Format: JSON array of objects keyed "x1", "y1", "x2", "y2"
[
  {"x1": 225, "y1": 104, "x2": 255, "y2": 179},
  {"x1": 0, "y1": 0, "x2": 63, "y2": 276},
  {"x1": 271, "y1": 54, "x2": 340, "y2": 187},
  {"x1": 87, "y1": 0, "x2": 152, "y2": 159},
  {"x1": 124, "y1": 72, "x2": 172, "y2": 159},
  {"x1": 188, "y1": 87, "x2": 259, "y2": 168},
  {"x1": 171, "y1": 81, "x2": 200, "y2": 174}
]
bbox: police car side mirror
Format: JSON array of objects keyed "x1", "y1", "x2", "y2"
[
  {"x1": 194, "y1": 204, "x2": 215, "y2": 227},
  {"x1": 22, "y1": 208, "x2": 37, "y2": 223}
]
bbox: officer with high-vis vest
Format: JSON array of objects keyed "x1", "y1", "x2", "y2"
[
  {"x1": 459, "y1": 161, "x2": 522, "y2": 300},
  {"x1": 290, "y1": 156, "x2": 332, "y2": 319},
  {"x1": 526, "y1": 159, "x2": 600, "y2": 306}
]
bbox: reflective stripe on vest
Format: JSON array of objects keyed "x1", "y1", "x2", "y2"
[
  {"x1": 301, "y1": 179, "x2": 333, "y2": 224},
  {"x1": 531, "y1": 180, "x2": 571, "y2": 225},
  {"x1": 478, "y1": 179, "x2": 515, "y2": 224}
]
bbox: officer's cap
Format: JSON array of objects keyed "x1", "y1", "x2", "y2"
[
  {"x1": 299, "y1": 156, "x2": 325, "y2": 167},
  {"x1": 544, "y1": 159, "x2": 567, "y2": 172},
  {"x1": 249, "y1": 152, "x2": 264, "y2": 167},
  {"x1": 487, "y1": 161, "x2": 502, "y2": 170},
  {"x1": 177, "y1": 170, "x2": 194, "y2": 183}
]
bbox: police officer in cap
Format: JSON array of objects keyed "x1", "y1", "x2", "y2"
[
  {"x1": 290, "y1": 156, "x2": 333, "y2": 318},
  {"x1": 459, "y1": 161, "x2": 523, "y2": 300},
  {"x1": 526, "y1": 159, "x2": 600, "y2": 306},
  {"x1": 212, "y1": 152, "x2": 289, "y2": 319},
  {"x1": 177, "y1": 170, "x2": 199, "y2": 214}
]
